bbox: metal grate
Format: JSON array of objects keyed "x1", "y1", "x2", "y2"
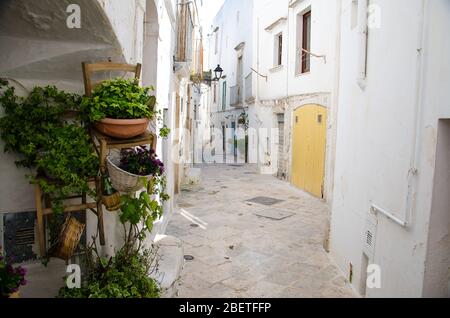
[
  {"x1": 363, "y1": 212, "x2": 378, "y2": 260},
  {"x1": 246, "y1": 197, "x2": 285, "y2": 206},
  {"x1": 3, "y1": 212, "x2": 37, "y2": 263}
]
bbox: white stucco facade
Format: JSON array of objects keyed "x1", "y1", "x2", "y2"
[
  {"x1": 253, "y1": 0, "x2": 340, "y2": 201},
  {"x1": 0, "y1": 0, "x2": 191, "y2": 257},
  {"x1": 330, "y1": 0, "x2": 450, "y2": 297}
]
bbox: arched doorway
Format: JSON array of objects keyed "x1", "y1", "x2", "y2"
[
  {"x1": 291, "y1": 104, "x2": 328, "y2": 198},
  {"x1": 142, "y1": 0, "x2": 159, "y2": 88}
]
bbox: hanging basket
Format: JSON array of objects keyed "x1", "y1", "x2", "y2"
[
  {"x1": 102, "y1": 191, "x2": 121, "y2": 211},
  {"x1": 106, "y1": 150, "x2": 152, "y2": 193},
  {"x1": 51, "y1": 217, "x2": 85, "y2": 261}
]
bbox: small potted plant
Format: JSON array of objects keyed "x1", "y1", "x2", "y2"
[
  {"x1": 0, "y1": 253, "x2": 27, "y2": 298},
  {"x1": 107, "y1": 146, "x2": 164, "y2": 193},
  {"x1": 82, "y1": 79, "x2": 156, "y2": 139},
  {"x1": 102, "y1": 174, "x2": 121, "y2": 211}
]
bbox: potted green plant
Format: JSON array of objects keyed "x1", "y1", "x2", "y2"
[
  {"x1": 107, "y1": 146, "x2": 165, "y2": 193},
  {"x1": 82, "y1": 79, "x2": 156, "y2": 139},
  {"x1": 0, "y1": 253, "x2": 27, "y2": 298}
]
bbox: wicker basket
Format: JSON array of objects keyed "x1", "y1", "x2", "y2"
[
  {"x1": 51, "y1": 217, "x2": 85, "y2": 261},
  {"x1": 106, "y1": 150, "x2": 152, "y2": 193},
  {"x1": 102, "y1": 191, "x2": 121, "y2": 211}
]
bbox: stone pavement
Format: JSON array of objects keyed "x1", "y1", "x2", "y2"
[{"x1": 167, "y1": 164, "x2": 356, "y2": 298}]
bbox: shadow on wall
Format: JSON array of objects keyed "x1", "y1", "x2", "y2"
[{"x1": 0, "y1": 0, "x2": 124, "y2": 89}]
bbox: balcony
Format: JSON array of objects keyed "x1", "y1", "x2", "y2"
[
  {"x1": 175, "y1": 1, "x2": 194, "y2": 64},
  {"x1": 230, "y1": 84, "x2": 243, "y2": 108},
  {"x1": 245, "y1": 72, "x2": 255, "y2": 103}
]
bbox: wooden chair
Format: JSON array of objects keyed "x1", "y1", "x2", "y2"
[
  {"x1": 82, "y1": 62, "x2": 142, "y2": 97},
  {"x1": 82, "y1": 61, "x2": 157, "y2": 174}
]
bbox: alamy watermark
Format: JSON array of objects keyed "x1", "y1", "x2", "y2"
[{"x1": 66, "y1": 4, "x2": 81, "y2": 29}]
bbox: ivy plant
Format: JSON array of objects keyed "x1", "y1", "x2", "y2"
[
  {"x1": 0, "y1": 79, "x2": 82, "y2": 168},
  {"x1": 81, "y1": 79, "x2": 156, "y2": 122},
  {"x1": 0, "y1": 80, "x2": 98, "y2": 245}
]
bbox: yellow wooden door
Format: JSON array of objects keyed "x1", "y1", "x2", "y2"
[{"x1": 291, "y1": 105, "x2": 327, "y2": 198}]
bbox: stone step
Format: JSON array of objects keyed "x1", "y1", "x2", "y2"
[{"x1": 151, "y1": 234, "x2": 185, "y2": 298}]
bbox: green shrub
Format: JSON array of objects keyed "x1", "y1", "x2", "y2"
[
  {"x1": 82, "y1": 79, "x2": 156, "y2": 122},
  {"x1": 58, "y1": 250, "x2": 159, "y2": 298}
]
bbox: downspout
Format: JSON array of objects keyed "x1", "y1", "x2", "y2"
[
  {"x1": 356, "y1": 0, "x2": 368, "y2": 90},
  {"x1": 285, "y1": 2, "x2": 290, "y2": 110},
  {"x1": 284, "y1": 0, "x2": 291, "y2": 179},
  {"x1": 329, "y1": 0, "x2": 343, "y2": 205},
  {"x1": 372, "y1": 0, "x2": 427, "y2": 228}
]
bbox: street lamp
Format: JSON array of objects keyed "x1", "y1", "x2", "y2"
[{"x1": 213, "y1": 64, "x2": 223, "y2": 81}]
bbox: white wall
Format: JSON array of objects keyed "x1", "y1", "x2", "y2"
[
  {"x1": 0, "y1": 0, "x2": 179, "y2": 256},
  {"x1": 330, "y1": 0, "x2": 450, "y2": 297}
]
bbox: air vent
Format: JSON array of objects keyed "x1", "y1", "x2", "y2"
[
  {"x1": 15, "y1": 227, "x2": 35, "y2": 246},
  {"x1": 3, "y1": 212, "x2": 37, "y2": 263},
  {"x1": 363, "y1": 211, "x2": 378, "y2": 261}
]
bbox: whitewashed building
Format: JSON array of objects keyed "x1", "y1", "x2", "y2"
[
  {"x1": 205, "y1": 0, "x2": 255, "y2": 166},
  {"x1": 330, "y1": 0, "x2": 450, "y2": 297},
  {"x1": 0, "y1": 0, "x2": 201, "y2": 262},
  {"x1": 205, "y1": 0, "x2": 340, "y2": 202},
  {"x1": 253, "y1": 0, "x2": 340, "y2": 201}
]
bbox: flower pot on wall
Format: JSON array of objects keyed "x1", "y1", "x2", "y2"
[
  {"x1": 95, "y1": 118, "x2": 150, "y2": 139},
  {"x1": 106, "y1": 151, "x2": 153, "y2": 193}
]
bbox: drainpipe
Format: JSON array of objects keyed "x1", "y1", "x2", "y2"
[
  {"x1": 285, "y1": 2, "x2": 290, "y2": 110},
  {"x1": 404, "y1": 0, "x2": 427, "y2": 226},
  {"x1": 356, "y1": 0, "x2": 368, "y2": 90},
  {"x1": 328, "y1": 0, "x2": 343, "y2": 205}
]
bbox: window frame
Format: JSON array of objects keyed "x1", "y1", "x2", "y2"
[
  {"x1": 274, "y1": 32, "x2": 283, "y2": 67},
  {"x1": 222, "y1": 81, "x2": 227, "y2": 111},
  {"x1": 301, "y1": 10, "x2": 312, "y2": 74}
]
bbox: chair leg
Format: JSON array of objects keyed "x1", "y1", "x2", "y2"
[
  {"x1": 34, "y1": 185, "x2": 46, "y2": 257},
  {"x1": 96, "y1": 177, "x2": 106, "y2": 246}
]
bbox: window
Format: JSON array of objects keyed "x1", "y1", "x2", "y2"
[
  {"x1": 214, "y1": 29, "x2": 219, "y2": 55},
  {"x1": 274, "y1": 33, "x2": 283, "y2": 66},
  {"x1": 222, "y1": 81, "x2": 227, "y2": 111},
  {"x1": 301, "y1": 10, "x2": 312, "y2": 73},
  {"x1": 213, "y1": 83, "x2": 217, "y2": 103}
]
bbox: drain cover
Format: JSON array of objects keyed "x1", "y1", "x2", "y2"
[
  {"x1": 246, "y1": 196, "x2": 285, "y2": 206},
  {"x1": 255, "y1": 209, "x2": 294, "y2": 221},
  {"x1": 184, "y1": 255, "x2": 195, "y2": 261},
  {"x1": 190, "y1": 223, "x2": 199, "y2": 228}
]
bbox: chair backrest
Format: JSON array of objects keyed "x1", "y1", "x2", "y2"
[{"x1": 82, "y1": 62, "x2": 142, "y2": 96}]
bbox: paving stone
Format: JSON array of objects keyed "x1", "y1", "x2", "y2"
[
  {"x1": 244, "y1": 280, "x2": 285, "y2": 298},
  {"x1": 255, "y1": 209, "x2": 295, "y2": 221}
]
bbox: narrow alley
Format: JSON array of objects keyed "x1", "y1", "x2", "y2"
[{"x1": 167, "y1": 165, "x2": 356, "y2": 298}]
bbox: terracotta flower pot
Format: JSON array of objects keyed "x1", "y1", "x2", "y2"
[{"x1": 95, "y1": 118, "x2": 150, "y2": 139}]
